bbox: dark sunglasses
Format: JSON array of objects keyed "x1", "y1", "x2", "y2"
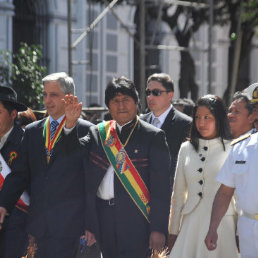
[{"x1": 145, "y1": 89, "x2": 170, "y2": 96}]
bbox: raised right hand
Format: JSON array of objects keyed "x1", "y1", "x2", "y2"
[{"x1": 62, "y1": 94, "x2": 82, "y2": 129}]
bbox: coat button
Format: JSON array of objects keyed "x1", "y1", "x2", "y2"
[
  {"x1": 201, "y1": 157, "x2": 205, "y2": 161},
  {"x1": 198, "y1": 168, "x2": 203, "y2": 172},
  {"x1": 198, "y1": 192, "x2": 203, "y2": 197},
  {"x1": 203, "y1": 146, "x2": 208, "y2": 151},
  {"x1": 199, "y1": 180, "x2": 203, "y2": 185}
]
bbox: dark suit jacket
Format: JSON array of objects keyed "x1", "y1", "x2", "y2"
[
  {"x1": 141, "y1": 107, "x2": 192, "y2": 159},
  {"x1": 0, "y1": 125, "x2": 27, "y2": 256},
  {"x1": 0, "y1": 118, "x2": 92, "y2": 239},
  {"x1": 1, "y1": 124, "x2": 24, "y2": 168},
  {"x1": 84, "y1": 119, "x2": 172, "y2": 252},
  {"x1": 0, "y1": 124, "x2": 25, "y2": 215}
]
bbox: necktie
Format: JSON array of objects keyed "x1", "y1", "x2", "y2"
[
  {"x1": 50, "y1": 120, "x2": 59, "y2": 140},
  {"x1": 152, "y1": 117, "x2": 160, "y2": 128}
]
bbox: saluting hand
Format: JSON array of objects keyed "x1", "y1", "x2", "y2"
[{"x1": 62, "y1": 94, "x2": 82, "y2": 129}]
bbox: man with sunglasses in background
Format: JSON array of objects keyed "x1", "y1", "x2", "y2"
[
  {"x1": 141, "y1": 73, "x2": 192, "y2": 253},
  {"x1": 141, "y1": 73, "x2": 192, "y2": 165}
]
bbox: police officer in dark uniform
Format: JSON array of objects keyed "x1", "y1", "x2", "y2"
[{"x1": 0, "y1": 86, "x2": 28, "y2": 258}]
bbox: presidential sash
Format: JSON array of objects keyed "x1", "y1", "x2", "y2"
[
  {"x1": 98, "y1": 120, "x2": 150, "y2": 222},
  {"x1": 0, "y1": 153, "x2": 30, "y2": 213},
  {"x1": 43, "y1": 116, "x2": 66, "y2": 163}
]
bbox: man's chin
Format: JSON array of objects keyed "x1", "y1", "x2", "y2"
[
  {"x1": 115, "y1": 117, "x2": 134, "y2": 125},
  {"x1": 46, "y1": 110, "x2": 53, "y2": 116},
  {"x1": 147, "y1": 104, "x2": 155, "y2": 110}
]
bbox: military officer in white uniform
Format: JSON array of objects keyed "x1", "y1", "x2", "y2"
[
  {"x1": 243, "y1": 83, "x2": 258, "y2": 132},
  {"x1": 205, "y1": 85, "x2": 258, "y2": 258}
]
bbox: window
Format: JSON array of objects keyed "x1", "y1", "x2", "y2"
[
  {"x1": 106, "y1": 55, "x2": 117, "y2": 72},
  {"x1": 106, "y1": 34, "x2": 117, "y2": 51},
  {"x1": 106, "y1": 13, "x2": 117, "y2": 30}
]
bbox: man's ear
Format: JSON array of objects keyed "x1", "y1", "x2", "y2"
[
  {"x1": 169, "y1": 91, "x2": 174, "y2": 101},
  {"x1": 247, "y1": 113, "x2": 255, "y2": 125},
  {"x1": 11, "y1": 109, "x2": 18, "y2": 120}
]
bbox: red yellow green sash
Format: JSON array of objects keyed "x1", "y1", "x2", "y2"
[
  {"x1": 98, "y1": 120, "x2": 150, "y2": 222},
  {"x1": 43, "y1": 116, "x2": 66, "y2": 162}
]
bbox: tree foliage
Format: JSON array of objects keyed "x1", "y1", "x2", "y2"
[
  {"x1": 89, "y1": 0, "x2": 258, "y2": 102},
  {"x1": 0, "y1": 43, "x2": 46, "y2": 110},
  {"x1": 146, "y1": 0, "x2": 258, "y2": 102}
]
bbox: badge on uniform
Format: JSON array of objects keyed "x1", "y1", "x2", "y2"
[
  {"x1": 235, "y1": 160, "x2": 246, "y2": 164},
  {"x1": 8, "y1": 151, "x2": 18, "y2": 165},
  {"x1": 105, "y1": 135, "x2": 116, "y2": 147},
  {"x1": 116, "y1": 147, "x2": 129, "y2": 174}
]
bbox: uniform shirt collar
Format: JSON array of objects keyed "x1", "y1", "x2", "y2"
[{"x1": 237, "y1": 128, "x2": 255, "y2": 139}]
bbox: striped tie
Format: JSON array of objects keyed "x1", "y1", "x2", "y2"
[{"x1": 50, "y1": 120, "x2": 59, "y2": 140}]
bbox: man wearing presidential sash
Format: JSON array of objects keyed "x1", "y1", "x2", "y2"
[
  {"x1": 64, "y1": 76, "x2": 172, "y2": 258},
  {"x1": 0, "y1": 86, "x2": 28, "y2": 258},
  {"x1": 0, "y1": 73, "x2": 93, "y2": 258}
]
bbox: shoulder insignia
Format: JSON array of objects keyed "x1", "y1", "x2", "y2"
[{"x1": 231, "y1": 133, "x2": 251, "y2": 146}]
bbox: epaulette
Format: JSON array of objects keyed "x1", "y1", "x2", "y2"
[{"x1": 231, "y1": 133, "x2": 251, "y2": 146}]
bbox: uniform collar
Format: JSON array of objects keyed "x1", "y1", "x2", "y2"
[{"x1": 247, "y1": 132, "x2": 258, "y2": 147}]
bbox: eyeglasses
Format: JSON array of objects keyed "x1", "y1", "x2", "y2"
[{"x1": 145, "y1": 89, "x2": 170, "y2": 97}]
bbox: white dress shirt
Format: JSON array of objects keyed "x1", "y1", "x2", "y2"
[{"x1": 49, "y1": 114, "x2": 65, "y2": 125}]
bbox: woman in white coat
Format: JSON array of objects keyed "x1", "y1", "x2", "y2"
[{"x1": 168, "y1": 95, "x2": 239, "y2": 258}]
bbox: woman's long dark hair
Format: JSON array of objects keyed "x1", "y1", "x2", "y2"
[{"x1": 190, "y1": 95, "x2": 232, "y2": 151}]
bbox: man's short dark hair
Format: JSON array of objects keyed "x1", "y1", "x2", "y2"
[
  {"x1": 0, "y1": 100, "x2": 16, "y2": 115},
  {"x1": 232, "y1": 91, "x2": 253, "y2": 115},
  {"x1": 147, "y1": 73, "x2": 174, "y2": 92},
  {"x1": 105, "y1": 76, "x2": 139, "y2": 107}
]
